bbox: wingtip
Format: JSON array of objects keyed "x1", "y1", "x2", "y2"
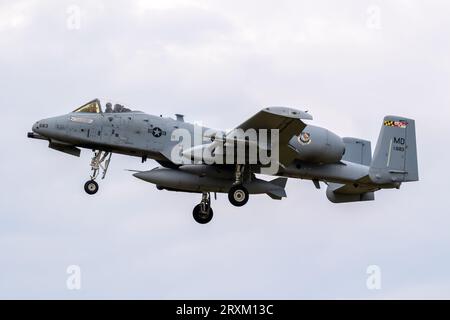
[{"x1": 264, "y1": 106, "x2": 313, "y2": 120}]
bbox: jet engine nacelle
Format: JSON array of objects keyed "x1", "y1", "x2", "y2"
[{"x1": 289, "y1": 125, "x2": 345, "y2": 164}]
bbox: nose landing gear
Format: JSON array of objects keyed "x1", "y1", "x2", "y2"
[
  {"x1": 84, "y1": 150, "x2": 112, "y2": 195},
  {"x1": 192, "y1": 192, "x2": 214, "y2": 224},
  {"x1": 84, "y1": 180, "x2": 99, "y2": 195}
]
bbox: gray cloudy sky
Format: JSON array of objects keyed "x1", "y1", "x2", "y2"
[{"x1": 1, "y1": 0, "x2": 449, "y2": 299}]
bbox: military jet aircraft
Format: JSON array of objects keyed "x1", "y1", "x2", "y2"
[{"x1": 28, "y1": 99, "x2": 419, "y2": 224}]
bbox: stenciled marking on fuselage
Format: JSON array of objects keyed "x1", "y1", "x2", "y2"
[
  {"x1": 298, "y1": 131, "x2": 312, "y2": 145},
  {"x1": 70, "y1": 116, "x2": 94, "y2": 124},
  {"x1": 151, "y1": 127, "x2": 165, "y2": 138}
]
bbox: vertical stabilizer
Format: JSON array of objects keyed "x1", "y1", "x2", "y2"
[{"x1": 369, "y1": 116, "x2": 418, "y2": 184}]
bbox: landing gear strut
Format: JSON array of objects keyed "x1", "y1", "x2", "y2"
[
  {"x1": 193, "y1": 192, "x2": 214, "y2": 224},
  {"x1": 228, "y1": 164, "x2": 249, "y2": 207},
  {"x1": 84, "y1": 150, "x2": 112, "y2": 195}
]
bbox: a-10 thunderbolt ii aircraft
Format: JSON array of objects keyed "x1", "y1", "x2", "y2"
[{"x1": 28, "y1": 99, "x2": 419, "y2": 224}]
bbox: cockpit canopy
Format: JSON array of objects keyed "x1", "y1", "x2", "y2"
[{"x1": 72, "y1": 99, "x2": 135, "y2": 114}]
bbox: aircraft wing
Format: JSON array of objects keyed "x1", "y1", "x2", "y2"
[
  {"x1": 179, "y1": 107, "x2": 312, "y2": 168},
  {"x1": 229, "y1": 107, "x2": 312, "y2": 167},
  {"x1": 236, "y1": 107, "x2": 312, "y2": 132}
]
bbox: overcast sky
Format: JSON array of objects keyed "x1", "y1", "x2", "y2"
[{"x1": 1, "y1": 0, "x2": 449, "y2": 299}]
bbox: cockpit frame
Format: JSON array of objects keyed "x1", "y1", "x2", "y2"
[
  {"x1": 72, "y1": 99, "x2": 102, "y2": 114},
  {"x1": 72, "y1": 99, "x2": 134, "y2": 114}
]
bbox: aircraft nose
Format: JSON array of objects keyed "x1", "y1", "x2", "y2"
[
  {"x1": 28, "y1": 120, "x2": 48, "y2": 140},
  {"x1": 32, "y1": 121, "x2": 40, "y2": 133},
  {"x1": 30, "y1": 117, "x2": 57, "y2": 138}
]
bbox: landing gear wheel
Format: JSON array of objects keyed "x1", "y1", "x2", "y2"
[
  {"x1": 193, "y1": 204, "x2": 214, "y2": 224},
  {"x1": 84, "y1": 180, "x2": 99, "y2": 195},
  {"x1": 228, "y1": 185, "x2": 249, "y2": 207}
]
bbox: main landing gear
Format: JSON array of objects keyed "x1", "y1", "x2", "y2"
[
  {"x1": 84, "y1": 150, "x2": 112, "y2": 195},
  {"x1": 228, "y1": 185, "x2": 249, "y2": 207},
  {"x1": 193, "y1": 192, "x2": 214, "y2": 224},
  {"x1": 227, "y1": 164, "x2": 249, "y2": 207}
]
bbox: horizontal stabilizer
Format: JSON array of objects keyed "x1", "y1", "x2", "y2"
[{"x1": 326, "y1": 182, "x2": 375, "y2": 203}]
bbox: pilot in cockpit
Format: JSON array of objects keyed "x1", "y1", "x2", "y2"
[
  {"x1": 105, "y1": 102, "x2": 113, "y2": 113},
  {"x1": 113, "y1": 104, "x2": 124, "y2": 113}
]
